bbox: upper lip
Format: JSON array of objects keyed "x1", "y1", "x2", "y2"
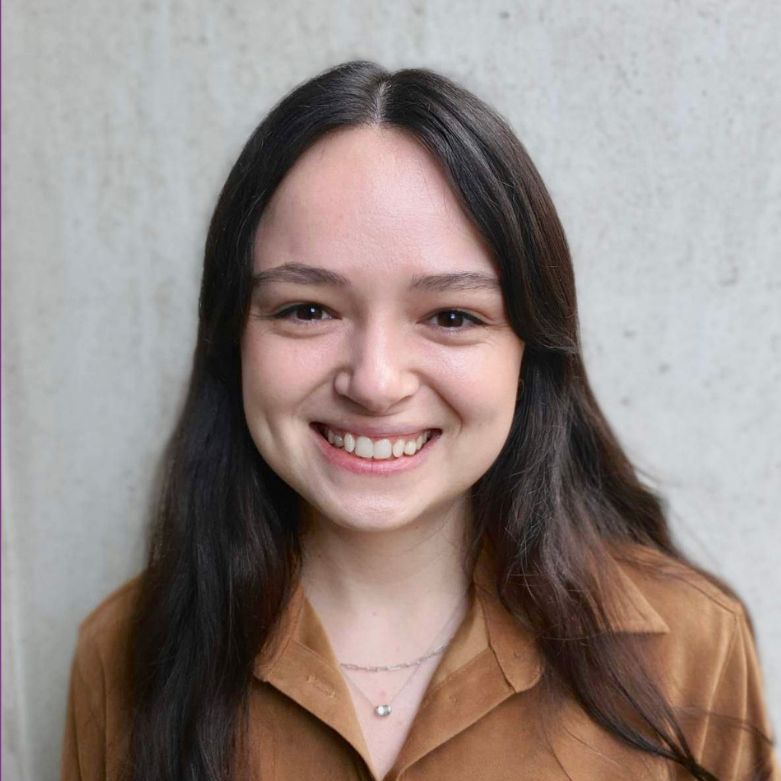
[{"x1": 313, "y1": 421, "x2": 440, "y2": 439}]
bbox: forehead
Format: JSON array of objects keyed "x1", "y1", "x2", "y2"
[{"x1": 253, "y1": 126, "x2": 496, "y2": 282}]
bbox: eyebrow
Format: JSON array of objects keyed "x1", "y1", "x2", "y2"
[{"x1": 251, "y1": 262, "x2": 501, "y2": 293}]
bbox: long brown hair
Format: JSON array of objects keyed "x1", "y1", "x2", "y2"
[{"x1": 126, "y1": 61, "x2": 771, "y2": 780}]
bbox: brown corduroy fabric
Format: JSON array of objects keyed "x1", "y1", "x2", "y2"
[{"x1": 61, "y1": 545, "x2": 779, "y2": 780}]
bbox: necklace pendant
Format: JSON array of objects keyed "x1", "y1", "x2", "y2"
[{"x1": 374, "y1": 704, "x2": 392, "y2": 717}]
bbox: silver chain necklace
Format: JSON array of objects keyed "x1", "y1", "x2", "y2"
[
  {"x1": 342, "y1": 652, "x2": 435, "y2": 718},
  {"x1": 338, "y1": 591, "x2": 468, "y2": 718},
  {"x1": 340, "y1": 641, "x2": 450, "y2": 672}
]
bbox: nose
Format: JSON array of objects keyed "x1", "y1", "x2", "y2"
[{"x1": 333, "y1": 316, "x2": 420, "y2": 413}]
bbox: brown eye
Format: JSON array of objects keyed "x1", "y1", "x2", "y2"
[
  {"x1": 274, "y1": 303, "x2": 332, "y2": 322},
  {"x1": 432, "y1": 310, "x2": 484, "y2": 329}
]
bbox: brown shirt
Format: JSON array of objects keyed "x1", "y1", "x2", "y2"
[{"x1": 61, "y1": 545, "x2": 779, "y2": 780}]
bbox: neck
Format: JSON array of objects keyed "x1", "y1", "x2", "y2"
[{"x1": 299, "y1": 499, "x2": 472, "y2": 624}]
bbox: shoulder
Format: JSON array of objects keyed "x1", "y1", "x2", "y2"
[
  {"x1": 79, "y1": 576, "x2": 141, "y2": 637},
  {"x1": 614, "y1": 543, "x2": 746, "y2": 625},
  {"x1": 72, "y1": 576, "x2": 142, "y2": 695},
  {"x1": 63, "y1": 579, "x2": 141, "y2": 779},
  {"x1": 611, "y1": 546, "x2": 779, "y2": 774},
  {"x1": 610, "y1": 544, "x2": 755, "y2": 698}
]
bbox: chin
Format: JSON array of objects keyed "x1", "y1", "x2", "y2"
[
  {"x1": 336, "y1": 512, "x2": 414, "y2": 534},
  {"x1": 306, "y1": 501, "x2": 423, "y2": 535}
]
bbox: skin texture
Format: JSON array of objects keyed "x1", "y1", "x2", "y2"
[{"x1": 240, "y1": 126, "x2": 525, "y2": 777}]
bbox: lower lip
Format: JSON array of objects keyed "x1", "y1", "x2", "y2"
[{"x1": 310, "y1": 424, "x2": 441, "y2": 475}]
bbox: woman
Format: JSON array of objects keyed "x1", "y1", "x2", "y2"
[{"x1": 61, "y1": 61, "x2": 778, "y2": 780}]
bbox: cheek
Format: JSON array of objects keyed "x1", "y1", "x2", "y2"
[
  {"x1": 441, "y1": 341, "x2": 523, "y2": 413},
  {"x1": 240, "y1": 336, "x2": 284, "y2": 421},
  {"x1": 450, "y1": 344, "x2": 523, "y2": 463},
  {"x1": 240, "y1": 333, "x2": 333, "y2": 417},
  {"x1": 240, "y1": 336, "x2": 310, "y2": 471}
]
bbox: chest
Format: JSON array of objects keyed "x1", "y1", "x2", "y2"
[{"x1": 342, "y1": 658, "x2": 442, "y2": 779}]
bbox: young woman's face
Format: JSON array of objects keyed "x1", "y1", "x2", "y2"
[{"x1": 241, "y1": 126, "x2": 524, "y2": 535}]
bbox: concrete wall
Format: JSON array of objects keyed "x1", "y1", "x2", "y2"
[{"x1": 3, "y1": 1, "x2": 779, "y2": 777}]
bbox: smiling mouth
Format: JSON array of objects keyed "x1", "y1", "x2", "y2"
[{"x1": 312, "y1": 423, "x2": 441, "y2": 460}]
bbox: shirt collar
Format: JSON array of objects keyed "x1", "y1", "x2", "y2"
[
  {"x1": 471, "y1": 540, "x2": 670, "y2": 656},
  {"x1": 253, "y1": 578, "x2": 374, "y2": 762},
  {"x1": 253, "y1": 539, "x2": 669, "y2": 693},
  {"x1": 476, "y1": 540, "x2": 672, "y2": 695}
]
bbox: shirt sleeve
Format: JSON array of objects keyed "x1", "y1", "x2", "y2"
[
  {"x1": 697, "y1": 606, "x2": 780, "y2": 780},
  {"x1": 60, "y1": 631, "x2": 107, "y2": 781}
]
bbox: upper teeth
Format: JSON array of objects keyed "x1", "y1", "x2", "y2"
[{"x1": 325, "y1": 427, "x2": 433, "y2": 460}]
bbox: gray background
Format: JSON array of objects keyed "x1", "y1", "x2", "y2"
[{"x1": 3, "y1": 1, "x2": 779, "y2": 778}]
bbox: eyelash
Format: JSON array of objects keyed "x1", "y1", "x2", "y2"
[{"x1": 270, "y1": 303, "x2": 486, "y2": 331}]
